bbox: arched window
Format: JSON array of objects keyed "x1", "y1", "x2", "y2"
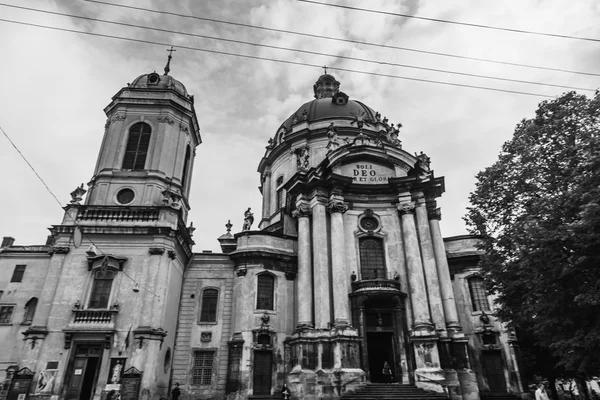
[
  {"x1": 468, "y1": 276, "x2": 490, "y2": 312},
  {"x1": 256, "y1": 274, "x2": 275, "y2": 310},
  {"x1": 122, "y1": 122, "x2": 151, "y2": 170},
  {"x1": 181, "y1": 145, "x2": 191, "y2": 191},
  {"x1": 359, "y1": 237, "x2": 386, "y2": 279},
  {"x1": 23, "y1": 297, "x2": 38, "y2": 323},
  {"x1": 88, "y1": 269, "x2": 116, "y2": 309},
  {"x1": 199, "y1": 289, "x2": 218, "y2": 322}
]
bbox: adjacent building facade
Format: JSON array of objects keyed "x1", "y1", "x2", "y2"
[{"x1": 0, "y1": 67, "x2": 525, "y2": 400}]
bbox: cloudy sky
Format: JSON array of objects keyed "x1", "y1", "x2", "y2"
[{"x1": 1, "y1": 0, "x2": 599, "y2": 252}]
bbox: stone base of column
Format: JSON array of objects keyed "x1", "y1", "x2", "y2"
[
  {"x1": 444, "y1": 369, "x2": 463, "y2": 400},
  {"x1": 411, "y1": 337, "x2": 446, "y2": 394},
  {"x1": 295, "y1": 323, "x2": 314, "y2": 332},
  {"x1": 287, "y1": 367, "x2": 365, "y2": 400},
  {"x1": 285, "y1": 328, "x2": 364, "y2": 399},
  {"x1": 457, "y1": 369, "x2": 480, "y2": 400},
  {"x1": 411, "y1": 322, "x2": 436, "y2": 336}
]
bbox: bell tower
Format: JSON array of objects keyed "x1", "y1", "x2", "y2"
[
  {"x1": 86, "y1": 53, "x2": 201, "y2": 222},
  {"x1": 26, "y1": 54, "x2": 202, "y2": 400}
]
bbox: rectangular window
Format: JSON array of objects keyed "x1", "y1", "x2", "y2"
[
  {"x1": 11, "y1": 265, "x2": 26, "y2": 282},
  {"x1": 276, "y1": 189, "x2": 284, "y2": 210},
  {"x1": 200, "y1": 289, "x2": 218, "y2": 322},
  {"x1": 192, "y1": 351, "x2": 214, "y2": 385},
  {"x1": 468, "y1": 277, "x2": 491, "y2": 312},
  {"x1": 302, "y1": 343, "x2": 317, "y2": 370},
  {"x1": 0, "y1": 305, "x2": 14, "y2": 323},
  {"x1": 256, "y1": 275, "x2": 274, "y2": 310},
  {"x1": 89, "y1": 270, "x2": 115, "y2": 309}
]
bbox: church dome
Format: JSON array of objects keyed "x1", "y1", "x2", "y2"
[
  {"x1": 278, "y1": 73, "x2": 378, "y2": 131},
  {"x1": 130, "y1": 72, "x2": 188, "y2": 97}
]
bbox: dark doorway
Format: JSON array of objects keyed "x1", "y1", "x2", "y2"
[
  {"x1": 65, "y1": 344, "x2": 103, "y2": 400},
  {"x1": 482, "y1": 351, "x2": 507, "y2": 392},
  {"x1": 253, "y1": 351, "x2": 273, "y2": 395},
  {"x1": 367, "y1": 332, "x2": 395, "y2": 383}
]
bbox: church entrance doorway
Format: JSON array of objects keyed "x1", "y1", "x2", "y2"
[
  {"x1": 253, "y1": 351, "x2": 272, "y2": 395},
  {"x1": 65, "y1": 344, "x2": 103, "y2": 400},
  {"x1": 367, "y1": 332, "x2": 395, "y2": 383},
  {"x1": 482, "y1": 351, "x2": 507, "y2": 392}
]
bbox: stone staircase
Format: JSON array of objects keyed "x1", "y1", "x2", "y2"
[
  {"x1": 480, "y1": 393, "x2": 522, "y2": 400},
  {"x1": 341, "y1": 383, "x2": 450, "y2": 400}
]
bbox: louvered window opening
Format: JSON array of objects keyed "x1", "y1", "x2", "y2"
[
  {"x1": 468, "y1": 277, "x2": 490, "y2": 312},
  {"x1": 122, "y1": 122, "x2": 151, "y2": 170},
  {"x1": 192, "y1": 351, "x2": 214, "y2": 385},
  {"x1": 257, "y1": 275, "x2": 274, "y2": 310},
  {"x1": 200, "y1": 289, "x2": 218, "y2": 322},
  {"x1": 359, "y1": 238, "x2": 386, "y2": 279}
]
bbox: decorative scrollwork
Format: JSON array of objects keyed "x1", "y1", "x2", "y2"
[
  {"x1": 326, "y1": 200, "x2": 348, "y2": 214},
  {"x1": 292, "y1": 204, "x2": 312, "y2": 219},
  {"x1": 397, "y1": 202, "x2": 416, "y2": 214}
]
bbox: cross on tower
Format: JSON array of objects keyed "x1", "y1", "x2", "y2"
[
  {"x1": 164, "y1": 46, "x2": 177, "y2": 75},
  {"x1": 322, "y1": 65, "x2": 328, "y2": 74}
]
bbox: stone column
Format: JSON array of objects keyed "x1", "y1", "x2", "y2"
[
  {"x1": 414, "y1": 198, "x2": 446, "y2": 334},
  {"x1": 398, "y1": 201, "x2": 433, "y2": 331},
  {"x1": 428, "y1": 208, "x2": 461, "y2": 332},
  {"x1": 327, "y1": 198, "x2": 349, "y2": 327},
  {"x1": 293, "y1": 202, "x2": 313, "y2": 328},
  {"x1": 312, "y1": 197, "x2": 331, "y2": 329}
]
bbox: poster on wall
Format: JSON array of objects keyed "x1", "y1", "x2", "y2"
[{"x1": 35, "y1": 370, "x2": 57, "y2": 394}]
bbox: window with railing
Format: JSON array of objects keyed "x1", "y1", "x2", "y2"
[
  {"x1": 359, "y1": 237, "x2": 386, "y2": 279},
  {"x1": 88, "y1": 269, "x2": 115, "y2": 309}
]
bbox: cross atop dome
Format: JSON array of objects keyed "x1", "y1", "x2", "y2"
[
  {"x1": 313, "y1": 73, "x2": 340, "y2": 99},
  {"x1": 164, "y1": 46, "x2": 176, "y2": 76}
]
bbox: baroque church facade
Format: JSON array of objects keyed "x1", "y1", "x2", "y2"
[{"x1": 0, "y1": 64, "x2": 525, "y2": 400}]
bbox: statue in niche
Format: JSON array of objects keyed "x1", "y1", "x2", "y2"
[
  {"x1": 327, "y1": 122, "x2": 339, "y2": 144},
  {"x1": 295, "y1": 147, "x2": 309, "y2": 170},
  {"x1": 111, "y1": 360, "x2": 122, "y2": 384},
  {"x1": 242, "y1": 208, "x2": 254, "y2": 231}
]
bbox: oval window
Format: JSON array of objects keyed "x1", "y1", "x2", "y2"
[{"x1": 116, "y1": 188, "x2": 135, "y2": 204}]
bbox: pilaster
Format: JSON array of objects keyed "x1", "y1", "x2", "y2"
[{"x1": 310, "y1": 190, "x2": 331, "y2": 329}]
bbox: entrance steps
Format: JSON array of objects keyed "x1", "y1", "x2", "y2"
[
  {"x1": 341, "y1": 383, "x2": 450, "y2": 400},
  {"x1": 480, "y1": 393, "x2": 522, "y2": 400}
]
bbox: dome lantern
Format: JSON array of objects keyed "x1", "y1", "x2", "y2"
[{"x1": 313, "y1": 73, "x2": 340, "y2": 99}]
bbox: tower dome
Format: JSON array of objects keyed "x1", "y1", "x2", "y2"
[
  {"x1": 278, "y1": 74, "x2": 378, "y2": 132},
  {"x1": 129, "y1": 72, "x2": 188, "y2": 97}
]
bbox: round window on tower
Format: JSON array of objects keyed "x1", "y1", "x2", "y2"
[
  {"x1": 116, "y1": 188, "x2": 135, "y2": 205},
  {"x1": 147, "y1": 72, "x2": 160, "y2": 85}
]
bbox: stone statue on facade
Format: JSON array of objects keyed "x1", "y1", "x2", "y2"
[
  {"x1": 70, "y1": 184, "x2": 87, "y2": 204},
  {"x1": 242, "y1": 208, "x2": 254, "y2": 231},
  {"x1": 416, "y1": 151, "x2": 431, "y2": 170},
  {"x1": 111, "y1": 360, "x2": 122, "y2": 384}
]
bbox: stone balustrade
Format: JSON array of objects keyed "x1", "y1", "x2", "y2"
[
  {"x1": 72, "y1": 309, "x2": 118, "y2": 324},
  {"x1": 77, "y1": 206, "x2": 160, "y2": 222},
  {"x1": 351, "y1": 278, "x2": 401, "y2": 293}
]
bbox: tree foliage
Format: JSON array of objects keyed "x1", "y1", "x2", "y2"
[{"x1": 465, "y1": 91, "x2": 600, "y2": 375}]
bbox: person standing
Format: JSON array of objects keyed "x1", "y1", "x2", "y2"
[
  {"x1": 382, "y1": 361, "x2": 392, "y2": 384},
  {"x1": 535, "y1": 383, "x2": 550, "y2": 400},
  {"x1": 171, "y1": 382, "x2": 181, "y2": 400}
]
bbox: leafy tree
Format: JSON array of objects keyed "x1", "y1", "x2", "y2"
[{"x1": 465, "y1": 91, "x2": 600, "y2": 378}]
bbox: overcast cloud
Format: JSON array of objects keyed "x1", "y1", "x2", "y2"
[{"x1": 1, "y1": 0, "x2": 599, "y2": 251}]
